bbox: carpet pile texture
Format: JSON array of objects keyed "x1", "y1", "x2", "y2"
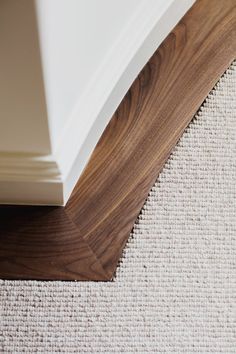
[{"x1": 1, "y1": 61, "x2": 236, "y2": 353}]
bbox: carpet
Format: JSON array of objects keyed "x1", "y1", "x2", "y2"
[{"x1": 1, "y1": 61, "x2": 236, "y2": 353}]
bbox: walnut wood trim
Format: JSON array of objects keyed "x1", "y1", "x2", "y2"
[{"x1": 0, "y1": 0, "x2": 235, "y2": 280}]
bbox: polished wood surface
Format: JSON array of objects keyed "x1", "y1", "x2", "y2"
[{"x1": 0, "y1": 0, "x2": 235, "y2": 280}]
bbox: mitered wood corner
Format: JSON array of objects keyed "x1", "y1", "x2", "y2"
[{"x1": 0, "y1": 0, "x2": 235, "y2": 280}]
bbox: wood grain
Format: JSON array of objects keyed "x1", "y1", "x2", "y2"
[
  {"x1": 0, "y1": 206, "x2": 107, "y2": 280},
  {"x1": 0, "y1": 0, "x2": 235, "y2": 280}
]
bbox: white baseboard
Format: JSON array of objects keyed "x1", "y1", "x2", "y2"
[
  {"x1": 0, "y1": 153, "x2": 63, "y2": 205},
  {"x1": 0, "y1": 0, "x2": 195, "y2": 206}
]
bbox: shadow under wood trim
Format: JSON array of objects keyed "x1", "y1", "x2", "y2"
[{"x1": 0, "y1": 0, "x2": 235, "y2": 280}]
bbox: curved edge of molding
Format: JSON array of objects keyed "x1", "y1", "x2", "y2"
[
  {"x1": 0, "y1": 0, "x2": 235, "y2": 280},
  {"x1": 58, "y1": 0, "x2": 196, "y2": 206},
  {"x1": 0, "y1": 0, "x2": 195, "y2": 206}
]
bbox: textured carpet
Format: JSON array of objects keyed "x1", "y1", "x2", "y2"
[{"x1": 1, "y1": 61, "x2": 236, "y2": 353}]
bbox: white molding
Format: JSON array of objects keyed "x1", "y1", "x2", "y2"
[
  {"x1": 58, "y1": 0, "x2": 196, "y2": 205},
  {"x1": 0, "y1": 153, "x2": 60, "y2": 181},
  {"x1": 0, "y1": 153, "x2": 63, "y2": 205},
  {"x1": 0, "y1": 0, "x2": 195, "y2": 205}
]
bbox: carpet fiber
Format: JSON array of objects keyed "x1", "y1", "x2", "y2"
[{"x1": 1, "y1": 61, "x2": 236, "y2": 353}]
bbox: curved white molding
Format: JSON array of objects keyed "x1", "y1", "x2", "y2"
[
  {"x1": 0, "y1": 0, "x2": 195, "y2": 205},
  {"x1": 57, "y1": 0, "x2": 196, "y2": 204}
]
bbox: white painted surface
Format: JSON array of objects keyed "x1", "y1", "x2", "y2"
[
  {"x1": 0, "y1": 0, "x2": 195, "y2": 205},
  {"x1": 0, "y1": 0, "x2": 51, "y2": 154},
  {"x1": 35, "y1": 0, "x2": 144, "y2": 149},
  {"x1": 57, "y1": 0, "x2": 196, "y2": 204}
]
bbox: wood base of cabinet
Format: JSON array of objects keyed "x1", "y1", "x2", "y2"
[{"x1": 0, "y1": 0, "x2": 235, "y2": 280}]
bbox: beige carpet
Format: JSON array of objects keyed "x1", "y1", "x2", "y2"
[{"x1": 1, "y1": 61, "x2": 236, "y2": 353}]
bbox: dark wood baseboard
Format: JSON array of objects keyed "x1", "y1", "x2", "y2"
[{"x1": 0, "y1": 0, "x2": 235, "y2": 280}]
